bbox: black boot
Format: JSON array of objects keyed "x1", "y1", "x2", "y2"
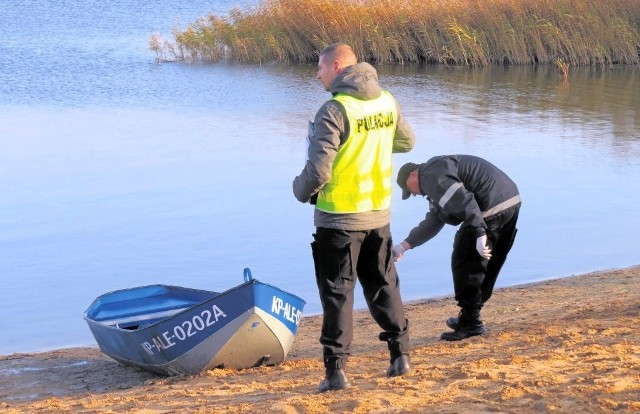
[
  {"x1": 445, "y1": 310, "x2": 462, "y2": 330},
  {"x1": 318, "y1": 369, "x2": 351, "y2": 392},
  {"x1": 441, "y1": 308, "x2": 485, "y2": 341},
  {"x1": 386, "y1": 354, "x2": 411, "y2": 377}
]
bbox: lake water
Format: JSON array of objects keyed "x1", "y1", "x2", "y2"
[{"x1": 1, "y1": 1, "x2": 639, "y2": 356}]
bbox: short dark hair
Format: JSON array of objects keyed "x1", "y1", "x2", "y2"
[{"x1": 319, "y1": 42, "x2": 357, "y2": 64}]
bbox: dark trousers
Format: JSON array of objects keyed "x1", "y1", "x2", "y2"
[
  {"x1": 311, "y1": 224, "x2": 409, "y2": 370},
  {"x1": 451, "y1": 206, "x2": 520, "y2": 310}
]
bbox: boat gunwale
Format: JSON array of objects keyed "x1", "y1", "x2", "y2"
[{"x1": 84, "y1": 279, "x2": 306, "y2": 332}]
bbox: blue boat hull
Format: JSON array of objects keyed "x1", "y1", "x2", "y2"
[{"x1": 84, "y1": 277, "x2": 305, "y2": 375}]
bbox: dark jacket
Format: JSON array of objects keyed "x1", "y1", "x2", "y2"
[
  {"x1": 405, "y1": 155, "x2": 521, "y2": 248},
  {"x1": 292, "y1": 62, "x2": 415, "y2": 231}
]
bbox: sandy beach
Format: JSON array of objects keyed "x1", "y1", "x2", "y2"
[{"x1": 1, "y1": 266, "x2": 638, "y2": 413}]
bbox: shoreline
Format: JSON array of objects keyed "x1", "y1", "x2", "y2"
[
  {"x1": 2, "y1": 268, "x2": 616, "y2": 357},
  {"x1": 1, "y1": 265, "x2": 639, "y2": 413}
]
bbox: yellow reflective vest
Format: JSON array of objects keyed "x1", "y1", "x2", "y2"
[{"x1": 316, "y1": 91, "x2": 398, "y2": 213}]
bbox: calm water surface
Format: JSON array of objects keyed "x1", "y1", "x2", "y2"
[{"x1": 1, "y1": 1, "x2": 639, "y2": 355}]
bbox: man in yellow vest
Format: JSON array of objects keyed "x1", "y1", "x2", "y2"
[{"x1": 293, "y1": 42, "x2": 415, "y2": 392}]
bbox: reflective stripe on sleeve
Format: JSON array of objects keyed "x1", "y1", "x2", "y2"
[{"x1": 438, "y1": 182, "x2": 464, "y2": 208}]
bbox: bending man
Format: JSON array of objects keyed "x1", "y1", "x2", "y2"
[{"x1": 394, "y1": 155, "x2": 520, "y2": 341}]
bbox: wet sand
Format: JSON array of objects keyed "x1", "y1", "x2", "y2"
[{"x1": 1, "y1": 266, "x2": 639, "y2": 413}]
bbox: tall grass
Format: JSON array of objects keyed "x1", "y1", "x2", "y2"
[{"x1": 150, "y1": 0, "x2": 640, "y2": 66}]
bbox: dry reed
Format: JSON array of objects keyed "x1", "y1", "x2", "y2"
[{"x1": 151, "y1": 0, "x2": 640, "y2": 66}]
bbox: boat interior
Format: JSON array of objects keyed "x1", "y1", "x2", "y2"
[{"x1": 86, "y1": 285, "x2": 219, "y2": 330}]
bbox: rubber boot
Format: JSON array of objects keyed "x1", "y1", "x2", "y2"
[{"x1": 441, "y1": 307, "x2": 485, "y2": 341}]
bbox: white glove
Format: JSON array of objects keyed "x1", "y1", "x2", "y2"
[
  {"x1": 392, "y1": 244, "x2": 406, "y2": 262},
  {"x1": 476, "y1": 235, "x2": 492, "y2": 260}
]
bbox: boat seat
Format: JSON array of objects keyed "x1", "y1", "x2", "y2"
[{"x1": 92, "y1": 292, "x2": 217, "y2": 326}]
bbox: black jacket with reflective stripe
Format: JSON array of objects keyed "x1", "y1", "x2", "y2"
[{"x1": 405, "y1": 155, "x2": 520, "y2": 248}]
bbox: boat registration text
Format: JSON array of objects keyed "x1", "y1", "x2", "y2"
[
  {"x1": 141, "y1": 305, "x2": 227, "y2": 355},
  {"x1": 271, "y1": 296, "x2": 302, "y2": 325}
]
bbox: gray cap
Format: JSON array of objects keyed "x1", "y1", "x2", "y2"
[{"x1": 396, "y1": 162, "x2": 419, "y2": 200}]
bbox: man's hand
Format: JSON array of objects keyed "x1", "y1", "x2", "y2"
[
  {"x1": 475, "y1": 235, "x2": 492, "y2": 260},
  {"x1": 392, "y1": 244, "x2": 406, "y2": 262}
]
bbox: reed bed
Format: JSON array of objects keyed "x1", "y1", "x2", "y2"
[{"x1": 150, "y1": 0, "x2": 640, "y2": 66}]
